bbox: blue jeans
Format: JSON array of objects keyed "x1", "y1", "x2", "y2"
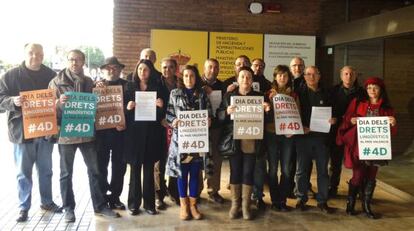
[
  {"x1": 295, "y1": 135, "x2": 329, "y2": 204},
  {"x1": 266, "y1": 132, "x2": 295, "y2": 204},
  {"x1": 177, "y1": 162, "x2": 201, "y2": 198},
  {"x1": 58, "y1": 142, "x2": 106, "y2": 211},
  {"x1": 14, "y1": 138, "x2": 54, "y2": 211}
]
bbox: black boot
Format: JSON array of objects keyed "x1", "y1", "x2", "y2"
[
  {"x1": 346, "y1": 182, "x2": 359, "y2": 215},
  {"x1": 362, "y1": 180, "x2": 377, "y2": 219}
]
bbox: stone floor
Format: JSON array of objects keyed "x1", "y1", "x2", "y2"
[{"x1": 1, "y1": 112, "x2": 414, "y2": 231}]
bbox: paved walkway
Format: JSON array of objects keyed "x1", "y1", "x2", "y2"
[{"x1": 1, "y1": 113, "x2": 414, "y2": 231}]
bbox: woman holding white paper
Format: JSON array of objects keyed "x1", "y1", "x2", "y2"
[
  {"x1": 124, "y1": 59, "x2": 167, "y2": 216},
  {"x1": 265, "y1": 65, "x2": 299, "y2": 211},
  {"x1": 217, "y1": 66, "x2": 271, "y2": 220},
  {"x1": 337, "y1": 77, "x2": 396, "y2": 219},
  {"x1": 165, "y1": 65, "x2": 213, "y2": 220}
]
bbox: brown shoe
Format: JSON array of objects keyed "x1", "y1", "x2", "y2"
[
  {"x1": 229, "y1": 184, "x2": 241, "y2": 219},
  {"x1": 179, "y1": 197, "x2": 190, "y2": 220},
  {"x1": 189, "y1": 197, "x2": 202, "y2": 220},
  {"x1": 242, "y1": 185, "x2": 253, "y2": 220}
]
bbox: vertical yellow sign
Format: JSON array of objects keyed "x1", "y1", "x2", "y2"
[
  {"x1": 209, "y1": 32, "x2": 263, "y2": 80},
  {"x1": 151, "y1": 29, "x2": 208, "y2": 74}
]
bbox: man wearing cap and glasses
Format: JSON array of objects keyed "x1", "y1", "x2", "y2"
[{"x1": 96, "y1": 57, "x2": 129, "y2": 210}]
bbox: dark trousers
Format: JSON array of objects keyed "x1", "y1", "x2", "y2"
[
  {"x1": 295, "y1": 136, "x2": 329, "y2": 204},
  {"x1": 351, "y1": 164, "x2": 378, "y2": 186},
  {"x1": 128, "y1": 162, "x2": 155, "y2": 210},
  {"x1": 177, "y1": 162, "x2": 201, "y2": 198},
  {"x1": 229, "y1": 153, "x2": 256, "y2": 185},
  {"x1": 96, "y1": 131, "x2": 126, "y2": 202},
  {"x1": 266, "y1": 133, "x2": 295, "y2": 204},
  {"x1": 329, "y1": 143, "x2": 344, "y2": 190},
  {"x1": 59, "y1": 142, "x2": 106, "y2": 211}
]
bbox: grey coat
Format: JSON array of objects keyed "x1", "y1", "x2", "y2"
[{"x1": 165, "y1": 88, "x2": 214, "y2": 178}]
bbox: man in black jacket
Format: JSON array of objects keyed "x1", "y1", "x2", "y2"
[
  {"x1": 295, "y1": 66, "x2": 336, "y2": 213},
  {"x1": 0, "y1": 43, "x2": 61, "y2": 222}
]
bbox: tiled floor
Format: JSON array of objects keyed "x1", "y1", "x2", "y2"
[{"x1": 1, "y1": 113, "x2": 414, "y2": 231}]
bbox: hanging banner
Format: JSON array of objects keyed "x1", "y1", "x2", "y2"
[
  {"x1": 264, "y1": 34, "x2": 315, "y2": 82},
  {"x1": 20, "y1": 89, "x2": 58, "y2": 139},
  {"x1": 273, "y1": 94, "x2": 303, "y2": 135},
  {"x1": 93, "y1": 85, "x2": 125, "y2": 130},
  {"x1": 177, "y1": 110, "x2": 209, "y2": 153},
  {"x1": 209, "y1": 32, "x2": 263, "y2": 81},
  {"x1": 60, "y1": 92, "x2": 97, "y2": 137},
  {"x1": 232, "y1": 96, "x2": 264, "y2": 139},
  {"x1": 357, "y1": 117, "x2": 392, "y2": 160}
]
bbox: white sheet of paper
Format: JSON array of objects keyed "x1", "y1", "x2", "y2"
[
  {"x1": 309, "y1": 106, "x2": 331, "y2": 133},
  {"x1": 208, "y1": 90, "x2": 222, "y2": 117},
  {"x1": 135, "y1": 91, "x2": 156, "y2": 121}
]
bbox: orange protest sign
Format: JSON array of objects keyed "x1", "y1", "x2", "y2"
[
  {"x1": 93, "y1": 85, "x2": 126, "y2": 130},
  {"x1": 20, "y1": 89, "x2": 58, "y2": 139}
]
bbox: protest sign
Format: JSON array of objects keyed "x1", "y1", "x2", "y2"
[
  {"x1": 20, "y1": 89, "x2": 58, "y2": 139},
  {"x1": 93, "y1": 86, "x2": 125, "y2": 130},
  {"x1": 232, "y1": 96, "x2": 264, "y2": 139},
  {"x1": 273, "y1": 94, "x2": 303, "y2": 135},
  {"x1": 357, "y1": 116, "x2": 392, "y2": 160},
  {"x1": 178, "y1": 110, "x2": 209, "y2": 153},
  {"x1": 60, "y1": 92, "x2": 97, "y2": 137},
  {"x1": 135, "y1": 91, "x2": 156, "y2": 121}
]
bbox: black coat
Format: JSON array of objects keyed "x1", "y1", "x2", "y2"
[{"x1": 123, "y1": 79, "x2": 168, "y2": 165}]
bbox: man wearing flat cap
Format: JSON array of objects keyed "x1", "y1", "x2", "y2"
[{"x1": 96, "y1": 56, "x2": 129, "y2": 210}]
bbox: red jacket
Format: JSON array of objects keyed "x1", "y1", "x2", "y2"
[{"x1": 336, "y1": 98, "x2": 397, "y2": 168}]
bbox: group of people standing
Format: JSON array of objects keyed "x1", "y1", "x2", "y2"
[{"x1": 0, "y1": 43, "x2": 396, "y2": 224}]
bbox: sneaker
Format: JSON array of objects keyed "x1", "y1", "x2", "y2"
[
  {"x1": 208, "y1": 193, "x2": 224, "y2": 204},
  {"x1": 64, "y1": 210, "x2": 76, "y2": 223},
  {"x1": 40, "y1": 202, "x2": 63, "y2": 213},
  {"x1": 95, "y1": 207, "x2": 120, "y2": 218},
  {"x1": 155, "y1": 199, "x2": 167, "y2": 210},
  {"x1": 16, "y1": 210, "x2": 28, "y2": 222}
]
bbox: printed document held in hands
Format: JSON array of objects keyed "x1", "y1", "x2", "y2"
[
  {"x1": 135, "y1": 91, "x2": 156, "y2": 121},
  {"x1": 309, "y1": 106, "x2": 331, "y2": 133}
]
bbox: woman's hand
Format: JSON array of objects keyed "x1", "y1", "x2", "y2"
[
  {"x1": 303, "y1": 127, "x2": 310, "y2": 134},
  {"x1": 329, "y1": 117, "x2": 337, "y2": 125},
  {"x1": 156, "y1": 98, "x2": 164, "y2": 108},
  {"x1": 350, "y1": 117, "x2": 357, "y2": 125},
  {"x1": 59, "y1": 94, "x2": 69, "y2": 105},
  {"x1": 208, "y1": 117, "x2": 212, "y2": 127},
  {"x1": 263, "y1": 102, "x2": 271, "y2": 113},
  {"x1": 226, "y1": 105, "x2": 236, "y2": 115},
  {"x1": 285, "y1": 134, "x2": 293, "y2": 138},
  {"x1": 127, "y1": 101, "x2": 136, "y2": 110},
  {"x1": 389, "y1": 116, "x2": 397, "y2": 127},
  {"x1": 172, "y1": 118, "x2": 180, "y2": 128}
]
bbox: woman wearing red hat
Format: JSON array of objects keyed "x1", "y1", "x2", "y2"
[{"x1": 337, "y1": 77, "x2": 397, "y2": 219}]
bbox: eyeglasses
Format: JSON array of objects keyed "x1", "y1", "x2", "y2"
[{"x1": 67, "y1": 58, "x2": 83, "y2": 63}]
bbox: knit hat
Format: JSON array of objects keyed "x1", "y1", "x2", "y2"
[{"x1": 364, "y1": 77, "x2": 385, "y2": 89}]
